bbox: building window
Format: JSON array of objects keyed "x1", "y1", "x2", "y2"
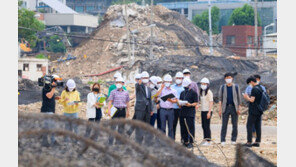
[
  {"x1": 247, "y1": 36, "x2": 253, "y2": 44},
  {"x1": 23, "y1": 64, "x2": 29, "y2": 71},
  {"x1": 75, "y1": 6, "x2": 84, "y2": 12},
  {"x1": 37, "y1": 64, "x2": 42, "y2": 71},
  {"x1": 226, "y1": 35, "x2": 235, "y2": 45}
]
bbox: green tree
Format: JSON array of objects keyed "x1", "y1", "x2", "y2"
[
  {"x1": 228, "y1": 4, "x2": 261, "y2": 26},
  {"x1": 18, "y1": 7, "x2": 45, "y2": 48},
  {"x1": 192, "y1": 6, "x2": 220, "y2": 34},
  {"x1": 48, "y1": 35, "x2": 66, "y2": 53}
]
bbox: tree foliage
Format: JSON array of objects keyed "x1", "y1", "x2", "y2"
[
  {"x1": 192, "y1": 6, "x2": 220, "y2": 34},
  {"x1": 228, "y1": 4, "x2": 261, "y2": 26},
  {"x1": 18, "y1": 7, "x2": 45, "y2": 48},
  {"x1": 47, "y1": 35, "x2": 66, "y2": 53}
]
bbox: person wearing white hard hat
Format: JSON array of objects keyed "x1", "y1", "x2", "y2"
[
  {"x1": 171, "y1": 72, "x2": 184, "y2": 141},
  {"x1": 179, "y1": 77, "x2": 198, "y2": 148},
  {"x1": 59, "y1": 79, "x2": 81, "y2": 142},
  {"x1": 108, "y1": 72, "x2": 127, "y2": 97},
  {"x1": 107, "y1": 77, "x2": 130, "y2": 119},
  {"x1": 199, "y1": 78, "x2": 214, "y2": 146},
  {"x1": 134, "y1": 71, "x2": 152, "y2": 123},
  {"x1": 182, "y1": 69, "x2": 200, "y2": 111},
  {"x1": 155, "y1": 74, "x2": 178, "y2": 139},
  {"x1": 40, "y1": 74, "x2": 62, "y2": 147},
  {"x1": 135, "y1": 73, "x2": 142, "y2": 84},
  {"x1": 148, "y1": 76, "x2": 159, "y2": 127},
  {"x1": 156, "y1": 76, "x2": 163, "y2": 89}
]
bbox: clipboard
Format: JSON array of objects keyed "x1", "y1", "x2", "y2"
[
  {"x1": 161, "y1": 93, "x2": 175, "y2": 102},
  {"x1": 105, "y1": 105, "x2": 118, "y2": 118}
]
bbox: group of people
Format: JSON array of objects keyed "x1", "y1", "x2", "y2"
[{"x1": 40, "y1": 69, "x2": 267, "y2": 149}]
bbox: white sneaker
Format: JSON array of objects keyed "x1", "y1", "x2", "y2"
[
  {"x1": 201, "y1": 142, "x2": 211, "y2": 146},
  {"x1": 221, "y1": 142, "x2": 226, "y2": 146},
  {"x1": 231, "y1": 141, "x2": 236, "y2": 145}
]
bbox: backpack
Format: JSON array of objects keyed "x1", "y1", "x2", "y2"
[{"x1": 256, "y1": 85, "x2": 270, "y2": 113}]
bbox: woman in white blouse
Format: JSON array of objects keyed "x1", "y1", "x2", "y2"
[
  {"x1": 86, "y1": 83, "x2": 106, "y2": 122},
  {"x1": 199, "y1": 78, "x2": 214, "y2": 146}
]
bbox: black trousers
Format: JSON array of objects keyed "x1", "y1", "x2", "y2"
[
  {"x1": 157, "y1": 108, "x2": 162, "y2": 130},
  {"x1": 247, "y1": 114, "x2": 262, "y2": 143},
  {"x1": 173, "y1": 109, "x2": 181, "y2": 140},
  {"x1": 220, "y1": 105, "x2": 238, "y2": 142},
  {"x1": 180, "y1": 116, "x2": 195, "y2": 144},
  {"x1": 109, "y1": 108, "x2": 126, "y2": 145},
  {"x1": 201, "y1": 111, "x2": 212, "y2": 141},
  {"x1": 112, "y1": 108, "x2": 126, "y2": 119}
]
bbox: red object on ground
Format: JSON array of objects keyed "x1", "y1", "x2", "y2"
[{"x1": 84, "y1": 66, "x2": 124, "y2": 77}]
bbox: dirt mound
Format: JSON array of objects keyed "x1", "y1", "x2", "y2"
[{"x1": 54, "y1": 3, "x2": 235, "y2": 79}]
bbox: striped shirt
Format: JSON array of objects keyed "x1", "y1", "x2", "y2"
[{"x1": 108, "y1": 88, "x2": 130, "y2": 108}]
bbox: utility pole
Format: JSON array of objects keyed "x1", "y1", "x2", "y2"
[
  {"x1": 254, "y1": 0, "x2": 258, "y2": 57},
  {"x1": 124, "y1": 0, "x2": 131, "y2": 63},
  {"x1": 149, "y1": 0, "x2": 154, "y2": 59},
  {"x1": 208, "y1": 0, "x2": 213, "y2": 56}
]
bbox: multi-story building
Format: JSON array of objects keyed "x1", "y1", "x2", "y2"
[
  {"x1": 222, "y1": 25, "x2": 262, "y2": 57},
  {"x1": 158, "y1": 0, "x2": 277, "y2": 33},
  {"x1": 66, "y1": 0, "x2": 110, "y2": 15}
]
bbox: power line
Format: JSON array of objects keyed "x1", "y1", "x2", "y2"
[{"x1": 18, "y1": 26, "x2": 277, "y2": 50}]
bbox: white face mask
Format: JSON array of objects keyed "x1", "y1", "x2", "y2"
[
  {"x1": 175, "y1": 79, "x2": 182, "y2": 85},
  {"x1": 116, "y1": 83, "x2": 123, "y2": 89},
  {"x1": 68, "y1": 88, "x2": 74, "y2": 92},
  {"x1": 184, "y1": 75, "x2": 190, "y2": 79},
  {"x1": 201, "y1": 85, "x2": 207, "y2": 90},
  {"x1": 165, "y1": 82, "x2": 171, "y2": 87},
  {"x1": 225, "y1": 78, "x2": 233, "y2": 84},
  {"x1": 256, "y1": 81, "x2": 260, "y2": 84},
  {"x1": 142, "y1": 79, "x2": 149, "y2": 84},
  {"x1": 149, "y1": 84, "x2": 155, "y2": 89}
]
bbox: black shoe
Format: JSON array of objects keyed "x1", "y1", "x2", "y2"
[
  {"x1": 243, "y1": 143, "x2": 252, "y2": 147},
  {"x1": 41, "y1": 141, "x2": 51, "y2": 147},
  {"x1": 252, "y1": 143, "x2": 260, "y2": 147},
  {"x1": 51, "y1": 141, "x2": 60, "y2": 147},
  {"x1": 187, "y1": 143, "x2": 193, "y2": 149}
]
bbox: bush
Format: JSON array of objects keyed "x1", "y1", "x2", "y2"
[{"x1": 35, "y1": 54, "x2": 47, "y2": 59}]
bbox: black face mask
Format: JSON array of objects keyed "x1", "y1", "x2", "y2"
[
  {"x1": 93, "y1": 88, "x2": 100, "y2": 92},
  {"x1": 184, "y1": 87, "x2": 189, "y2": 91}
]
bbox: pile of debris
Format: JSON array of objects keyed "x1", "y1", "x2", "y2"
[{"x1": 53, "y1": 3, "x2": 235, "y2": 79}]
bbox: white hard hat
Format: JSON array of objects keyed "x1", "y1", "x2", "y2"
[
  {"x1": 52, "y1": 74, "x2": 60, "y2": 79},
  {"x1": 66, "y1": 79, "x2": 76, "y2": 89},
  {"x1": 200, "y1": 77, "x2": 210, "y2": 84},
  {"x1": 116, "y1": 76, "x2": 124, "y2": 83},
  {"x1": 135, "y1": 73, "x2": 141, "y2": 79},
  {"x1": 156, "y1": 76, "x2": 162, "y2": 82},
  {"x1": 150, "y1": 76, "x2": 158, "y2": 85},
  {"x1": 141, "y1": 71, "x2": 149, "y2": 78},
  {"x1": 183, "y1": 69, "x2": 191, "y2": 74},
  {"x1": 114, "y1": 72, "x2": 122, "y2": 78},
  {"x1": 163, "y1": 74, "x2": 172, "y2": 82},
  {"x1": 182, "y1": 77, "x2": 192, "y2": 87},
  {"x1": 175, "y1": 72, "x2": 184, "y2": 78}
]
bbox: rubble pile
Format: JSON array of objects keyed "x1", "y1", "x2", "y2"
[{"x1": 53, "y1": 3, "x2": 235, "y2": 79}]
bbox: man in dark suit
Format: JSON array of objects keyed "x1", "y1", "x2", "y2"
[{"x1": 134, "y1": 71, "x2": 153, "y2": 123}]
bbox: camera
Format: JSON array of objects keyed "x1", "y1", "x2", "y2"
[{"x1": 38, "y1": 75, "x2": 64, "y2": 88}]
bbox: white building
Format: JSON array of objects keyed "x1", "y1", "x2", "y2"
[
  {"x1": 263, "y1": 33, "x2": 277, "y2": 57},
  {"x1": 18, "y1": 57, "x2": 49, "y2": 81}
]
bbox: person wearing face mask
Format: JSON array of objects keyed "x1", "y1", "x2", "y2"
[
  {"x1": 149, "y1": 76, "x2": 159, "y2": 127},
  {"x1": 155, "y1": 76, "x2": 163, "y2": 130},
  {"x1": 155, "y1": 74, "x2": 178, "y2": 139},
  {"x1": 108, "y1": 72, "x2": 127, "y2": 97},
  {"x1": 199, "y1": 78, "x2": 213, "y2": 146},
  {"x1": 134, "y1": 71, "x2": 153, "y2": 124},
  {"x1": 179, "y1": 77, "x2": 198, "y2": 148},
  {"x1": 218, "y1": 73, "x2": 242, "y2": 146},
  {"x1": 59, "y1": 79, "x2": 81, "y2": 141},
  {"x1": 86, "y1": 83, "x2": 106, "y2": 122},
  {"x1": 183, "y1": 69, "x2": 200, "y2": 110},
  {"x1": 171, "y1": 72, "x2": 185, "y2": 141},
  {"x1": 107, "y1": 77, "x2": 130, "y2": 119},
  {"x1": 243, "y1": 76, "x2": 265, "y2": 147}
]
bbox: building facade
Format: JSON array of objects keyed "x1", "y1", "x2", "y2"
[
  {"x1": 18, "y1": 57, "x2": 49, "y2": 81},
  {"x1": 66, "y1": 0, "x2": 110, "y2": 15},
  {"x1": 158, "y1": 0, "x2": 277, "y2": 33},
  {"x1": 222, "y1": 25, "x2": 262, "y2": 57}
]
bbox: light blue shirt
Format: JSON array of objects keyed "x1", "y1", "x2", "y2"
[
  {"x1": 245, "y1": 84, "x2": 266, "y2": 96},
  {"x1": 171, "y1": 84, "x2": 185, "y2": 109}
]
